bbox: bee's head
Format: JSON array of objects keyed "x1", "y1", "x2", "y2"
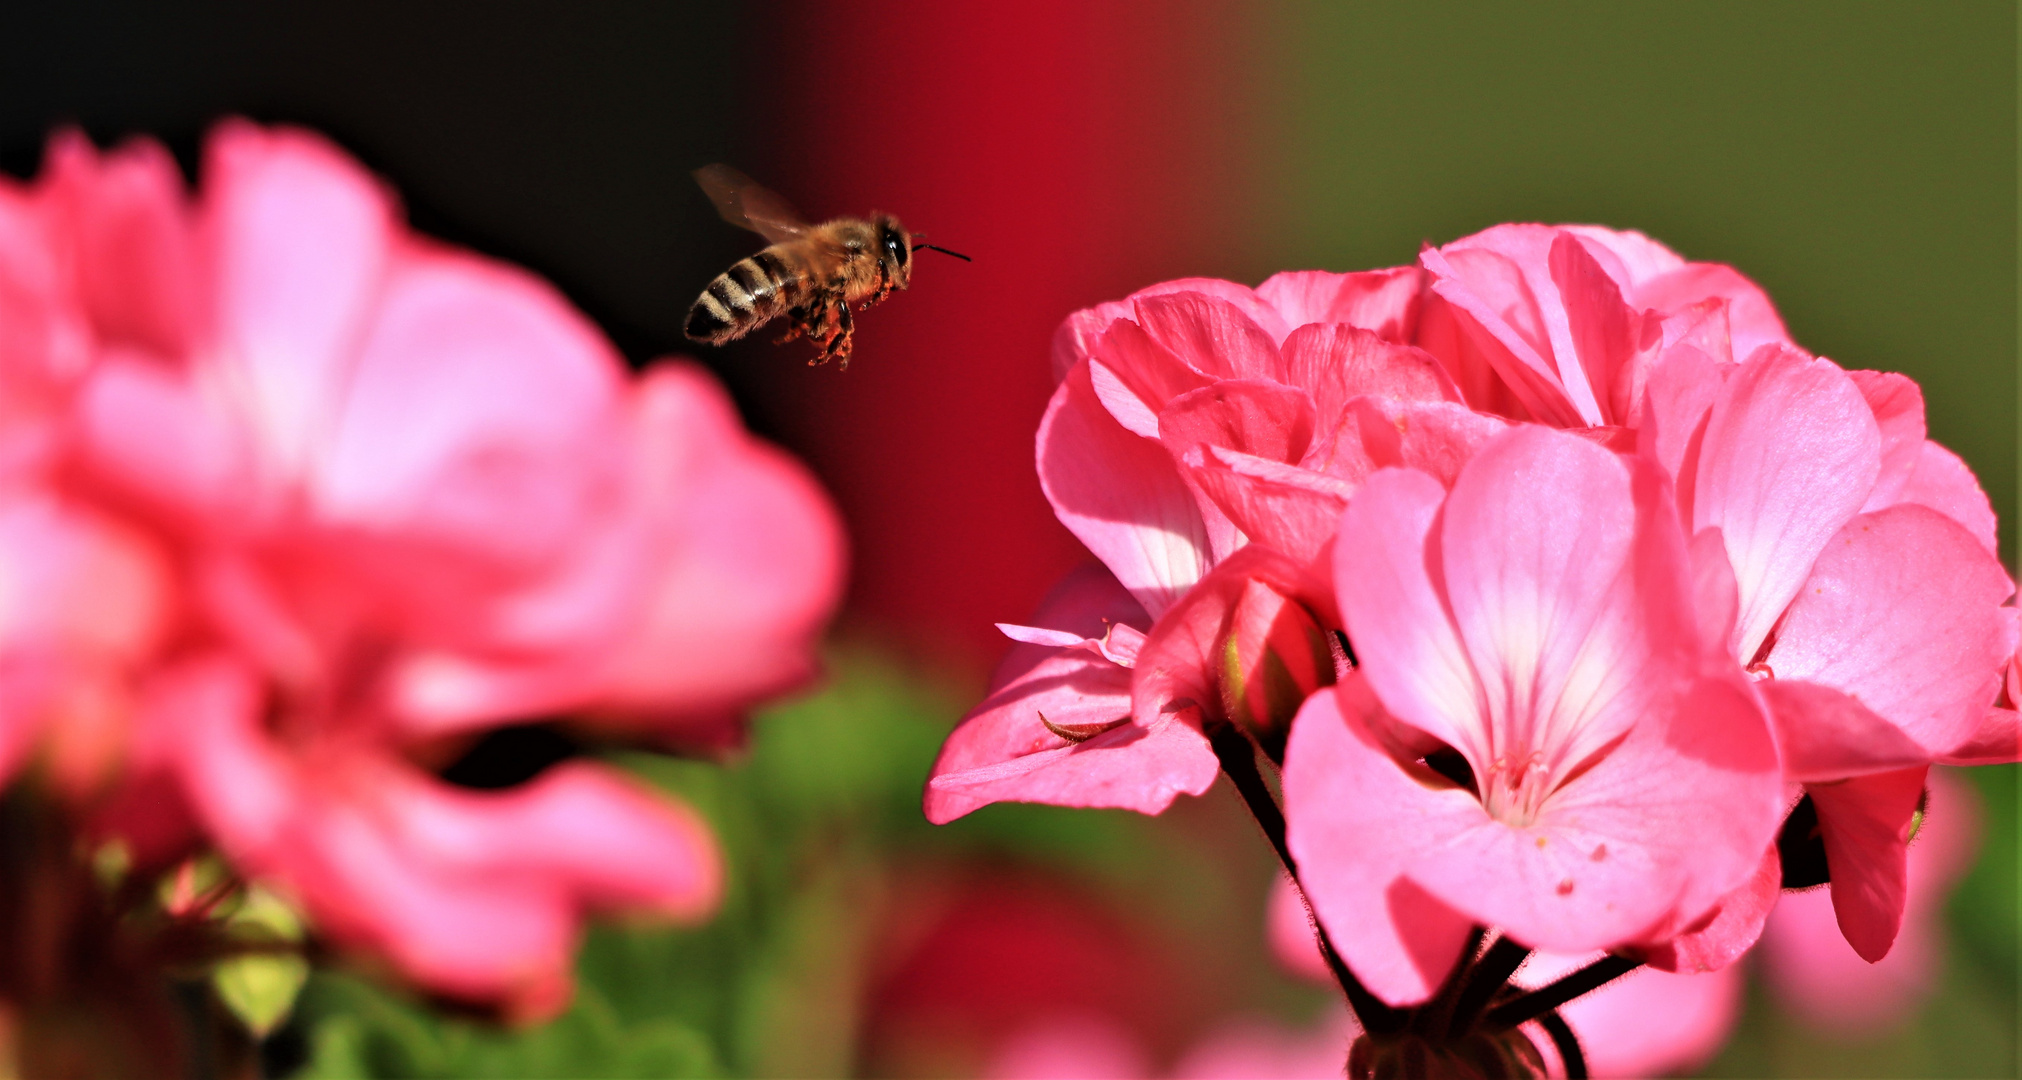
[{"x1": 873, "y1": 214, "x2": 913, "y2": 289}]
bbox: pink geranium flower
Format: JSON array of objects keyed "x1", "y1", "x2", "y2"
[
  {"x1": 929, "y1": 271, "x2": 1490, "y2": 822},
  {"x1": 20, "y1": 122, "x2": 845, "y2": 1014},
  {"x1": 1639, "y1": 342, "x2": 2015, "y2": 961},
  {"x1": 1281, "y1": 425, "x2": 1784, "y2": 1005}
]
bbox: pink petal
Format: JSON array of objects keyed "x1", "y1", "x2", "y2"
[
  {"x1": 70, "y1": 357, "x2": 258, "y2": 530},
  {"x1": 1158, "y1": 379, "x2": 1316, "y2": 464},
  {"x1": 1434, "y1": 426, "x2": 1657, "y2": 771},
  {"x1": 42, "y1": 130, "x2": 200, "y2": 359},
  {"x1": 1304, "y1": 398, "x2": 1508, "y2": 489},
  {"x1": 1940, "y1": 706, "x2": 2019, "y2": 766},
  {"x1": 1766, "y1": 505, "x2": 2015, "y2": 756},
  {"x1": 1038, "y1": 360, "x2": 1209, "y2": 619},
  {"x1": 1557, "y1": 226, "x2": 1687, "y2": 284},
  {"x1": 161, "y1": 651, "x2": 719, "y2": 1018},
  {"x1": 1763, "y1": 768, "x2": 1978, "y2": 1030},
  {"x1": 314, "y1": 246, "x2": 629, "y2": 571},
  {"x1": 1280, "y1": 323, "x2": 1460, "y2": 444},
  {"x1": 1333, "y1": 466, "x2": 1483, "y2": 756},
  {"x1": 1691, "y1": 346, "x2": 1881, "y2": 661},
  {"x1": 1636, "y1": 844, "x2": 1781, "y2": 974},
  {"x1": 1280, "y1": 680, "x2": 1478, "y2": 1005},
  {"x1": 1254, "y1": 266, "x2": 1424, "y2": 342},
  {"x1": 927, "y1": 568, "x2": 1215, "y2": 822},
  {"x1": 203, "y1": 120, "x2": 397, "y2": 478},
  {"x1": 997, "y1": 621, "x2": 1146, "y2": 668},
  {"x1": 1179, "y1": 444, "x2": 1353, "y2": 567},
  {"x1": 1809, "y1": 765, "x2": 1928, "y2": 962},
  {"x1": 1635, "y1": 344, "x2": 1729, "y2": 517},
  {"x1": 1131, "y1": 292, "x2": 1287, "y2": 384},
  {"x1": 1894, "y1": 440, "x2": 1999, "y2": 555},
  {"x1": 1546, "y1": 232, "x2": 1640, "y2": 425},
  {"x1": 1625, "y1": 261, "x2": 1793, "y2": 362},
  {"x1": 1076, "y1": 306, "x2": 1225, "y2": 432},
  {"x1": 388, "y1": 363, "x2": 845, "y2": 739},
  {"x1": 1759, "y1": 680, "x2": 1933, "y2": 782},
  {"x1": 1846, "y1": 370, "x2": 1925, "y2": 511},
  {"x1": 1687, "y1": 528, "x2": 1741, "y2": 656},
  {"x1": 926, "y1": 696, "x2": 1216, "y2": 822},
  {"x1": 1420, "y1": 241, "x2": 1589, "y2": 427},
  {"x1": 1051, "y1": 278, "x2": 1284, "y2": 382}
]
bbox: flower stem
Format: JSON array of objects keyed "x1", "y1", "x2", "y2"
[
  {"x1": 1535, "y1": 1010, "x2": 1587, "y2": 1079},
  {"x1": 1204, "y1": 720, "x2": 1403, "y2": 1034},
  {"x1": 1443, "y1": 933, "x2": 1531, "y2": 1039},
  {"x1": 1482, "y1": 954, "x2": 1643, "y2": 1031}
]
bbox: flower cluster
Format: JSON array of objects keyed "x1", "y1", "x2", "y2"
[
  {"x1": 0, "y1": 123, "x2": 844, "y2": 1018},
  {"x1": 928, "y1": 224, "x2": 2014, "y2": 1069}
]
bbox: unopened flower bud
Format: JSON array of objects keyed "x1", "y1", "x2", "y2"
[{"x1": 1219, "y1": 579, "x2": 1335, "y2": 748}]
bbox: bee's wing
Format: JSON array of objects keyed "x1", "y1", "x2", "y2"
[{"x1": 693, "y1": 164, "x2": 809, "y2": 245}]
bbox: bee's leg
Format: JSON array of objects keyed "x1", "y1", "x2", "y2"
[
  {"x1": 774, "y1": 306, "x2": 810, "y2": 345},
  {"x1": 806, "y1": 299, "x2": 846, "y2": 366},
  {"x1": 820, "y1": 305, "x2": 853, "y2": 372}
]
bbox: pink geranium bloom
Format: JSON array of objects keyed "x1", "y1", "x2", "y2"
[
  {"x1": 1281, "y1": 425, "x2": 1784, "y2": 1005},
  {"x1": 1639, "y1": 342, "x2": 2015, "y2": 961},
  {"x1": 930, "y1": 271, "x2": 1493, "y2": 822},
  {"x1": 1417, "y1": 223, "x2": 1793, "y2": 427},
  {"x1": 1759, "y1": 766, "x2": 1981, "y2": 1033},
  {"x1": 25, "y1": 122, "x2": 844, "y2": 1013}
]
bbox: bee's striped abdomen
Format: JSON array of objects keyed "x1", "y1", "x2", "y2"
[{"x1": 685, "y1": 247, "x2": 804, "y2": 344}]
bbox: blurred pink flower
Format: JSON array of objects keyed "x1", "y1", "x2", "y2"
[
  {"x1": 1759, "y1": 766, "x2": 1981, "y2": 1033},
  {"x1": 1417, "y1": 223, "x2": 1793, "y2": 427},
  {"x1": 10, "y1": 122, "x2": 844, "y2": 1014},
  {"x1": 1282, "y1": 425, "x2": 1783, "y2": 1005},
  {"x1": 1639, "y1": 342, "x2": 2014, "y2": 962},
  {"x1": 929, "y1": 270, "x2": 1471, "y2": 822}
]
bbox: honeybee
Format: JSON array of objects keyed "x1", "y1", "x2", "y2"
[{"x1": 683, "y1": 164, "x2": 968, "y2": 370}]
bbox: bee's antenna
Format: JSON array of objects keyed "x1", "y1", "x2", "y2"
[{"x1": 913, "y1": 243, "x2": 972, "y2": 262}]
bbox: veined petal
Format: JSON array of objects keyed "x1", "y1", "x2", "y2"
[
  {"x1": 1894, "y1": 440, "x2": 1998, "y2": 555},
  {"x1": 1847, "y1": 370, "x2": 1925, "y2": 511},
  {"x1": 1691, "y1": 346, "x2": 1881, "y2": 662},
  {"x1": 1039, "y1": 360, "x2": 1209, "y2": 619},
  {"x1": 1436, "y1": 427, "x2": 1651, "y2": 781},
  {"x1": 1255, "y1": 265, "x2": 1423, "y2": 342},
  {"x1": 1809, "y1": 766, "x2": 1928, "y2": 962},
  {"x1": 1179, "y1": 444, "x2": 1352, "y2": 568},
  {"x1": 1766, "y1": 505, "x2": 2015, "y2": 756},
  {"x1": 1420, "y1": 243, "x2": 1589, "y2": 427},
  {"x1": 1334, "y1": 467, "x2": 1482, "y2": 758},
  {"x1": 1131, "y1": 292, "x2": 1286, "y2": 384},
  {"x1": 1158, "y1": 379, "x2": 1316, "y2": 465},
  {"x1": 203, "y1": 120, "x2": 395, "y2": 479},
  {"x1": 1281, "y1": 680, "x2": 1478, "y2": 1005}
]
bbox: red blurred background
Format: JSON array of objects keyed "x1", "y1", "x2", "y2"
[{"x1": 761, "y1": 0, "x2": 1260, "y2": 670}]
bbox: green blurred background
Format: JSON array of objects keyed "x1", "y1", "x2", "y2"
[{"x1": 5, "y1": 2, "x2": 2012, "y2": 1076}]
